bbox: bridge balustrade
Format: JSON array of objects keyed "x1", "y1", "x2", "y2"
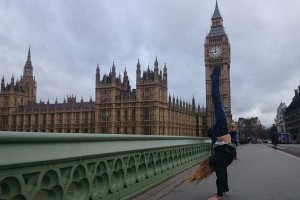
[{"x1": 0, "y1": 132, "x2": 210, "y2": 200}]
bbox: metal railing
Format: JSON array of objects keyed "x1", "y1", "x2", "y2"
[{"x1": 0, "y1": 131, "x2": 210, "y2": 200}]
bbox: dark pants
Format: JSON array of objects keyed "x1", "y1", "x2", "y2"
[
  {"x1": 210, "y1": 65, "x2": 235, "y2": 196},
  {"x1": 211, "y1": 66, "x2": 228, "y2": 137},
  {"x1": 209, "y1": 145, "x2": 236, "y2": 196}
]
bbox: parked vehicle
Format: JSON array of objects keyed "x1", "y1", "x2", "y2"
[{"x1": 279, "y1": 133, "x2": 291, "y2": 144}]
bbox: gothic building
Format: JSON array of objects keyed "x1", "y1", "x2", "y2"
[
  {"x1": 0, "y1": 1, "x2": 231, "y2": 136},
  {"x1": 274, "y1": 102, "x2": 287, "y2": 133},
  {"x1": 284, "y1": 86, "x2": 300, "y2": 142},
  {"x1": 0, "y1": 48, "x2": 95, "y2": 133},
  {"x1": 0, "y1": 48, "x2": 37, "y2": 130},
  {"x1": 0, "y1": 48, "x2": 202, "y2": 136},
  {"x1": 205, "y1": 1, "x2": 232, "y2": 128}
]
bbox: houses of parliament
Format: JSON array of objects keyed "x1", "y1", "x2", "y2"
[
  {"x1": 0, "y1": 1, "x2": 232, "y2": 136},
  {"x1": 0, "y1": 49, "x2": 203, "y2": 136}
]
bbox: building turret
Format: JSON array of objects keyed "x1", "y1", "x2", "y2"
[
  {"x1": 163, "y1": 63, "x2": 167, "y2": 82},
  {"x1": 192, "y1": 95, "x2": 196, "y2": 111},
  {"x1": 212, "y1": 1, "x2": 221, "y2": 18},
  {"x1": 159, "y1": 70, "x2": 162, "y2": 80},
  {"x1": 111, "y1": 62, "x2": 116, "y2": 84},
  {"x1": 23, "y1": 46, "x2": 33, "y2": 77},
  {"x1": 96, "y1": 64, "x2": 100, "y2": 85},
  {"x1": 112, "y1": 62, "x2": 116, "y2": 72},
  {"x1": 211, "y1": 0, "x2": 223, "y2": 26},
  {"x1": 10, "y1": 75, "x2": 15, "y2": 91},
  {"x1": 1, "y1": 76, "x2": 5, "y2": 92},
  {"x1": 154, "y1": 57, "x2": 159, "y2": 72},
  {"x1": 136, "y1": 59, "x2": 141, "y2": 84},
  {"x1": 146, "y1": 65, "x2": 150, "y2": 81},
  {"x1": 18, "y1": 46, "x2": 37, "y2": 103},
  {"x1": 16, "y1": 79, "x2": 20, "y2": 92},
  {"x1": 154, "y1": 57, "x2": 159, "y2": 82},
  {"x1": 205, "y1": 0, "x2": 232, "y2": 127},
  {"x1": 123, "y1": 67, "x2": 129, "y2": 90}
]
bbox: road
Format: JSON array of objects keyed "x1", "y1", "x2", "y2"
[
  {"x1": 275, "y1": 144, "x2": 300, "y2": 158},
  {"x1": 135, "y1": 144, "x2": 300, "y2": 200}
]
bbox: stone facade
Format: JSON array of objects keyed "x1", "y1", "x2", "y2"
[
  {"x1": 205, "y1": 1, "x2": 232, "y2": 128},
  {"x1": 0, "y1": 2, "x2": 234, "y2": 136},
  {"x1": 284, "y1": 86, "x2": 300, "y2": 142},
  {"x1": 0, "y1": 49, "x2": 202, "y2": 136},
  {"x1": 274, "y1": 102, "x2": 287, "y2": 133}
]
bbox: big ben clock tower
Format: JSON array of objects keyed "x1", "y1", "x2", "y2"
[{"x1": 205, "y1": 0, "x2": 232, "y2": 128}]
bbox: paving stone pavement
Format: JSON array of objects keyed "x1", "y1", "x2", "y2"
[{"x1": 135, "y1": 144, "x2": 300, "y2": 200}]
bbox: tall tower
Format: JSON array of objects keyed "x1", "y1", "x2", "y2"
[
  {"x1": 0, "y1": 47, "x2": 37, "y2": 131},
  {"x1": 136, "y1": 57, "x2": 168, "y2": 135},
  {"x1": 20, "y1": 46, "x2": 37, "y2": 103},
  {"x1": 205, "y1": 0, "x2": 232, "y2": 128}
]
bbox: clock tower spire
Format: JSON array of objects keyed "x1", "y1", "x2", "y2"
[
  {"x1": 212, "y1": 0, "x2": 221, "y2": 20},
  {"x1": 205, "y1": 0, "x2": 232, "y2": 128}
]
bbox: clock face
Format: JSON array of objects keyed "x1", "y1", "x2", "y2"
[{"x1": 209, "y1": 45, "x2": 222, "y2": 58}]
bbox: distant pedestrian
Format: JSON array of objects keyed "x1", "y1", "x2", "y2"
[
  {"x1": 229, "y1": 123, "x2": 238, "y2": 159},
  {"x1": 240, "y1": 134, "x2": 246, "y2": 145},
  {"x1": 270, "y1": 124, "x2": 279, "y2": 149}
]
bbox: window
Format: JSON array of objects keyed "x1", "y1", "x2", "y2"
[
  {"x1": 101, "y1": 110, "x2": 109, "y2": 121},
  {"x1": 124, "y1": 109, "x2": 128, "y2": 121},
  {"x1": 67, "y1": 113, "x2": 71, "y2": 124},
  {"x1": 76, "y1": 113, "x2": 80, "y2": 123},
  {"x1": 50, "y1": 114, "x2": 54, "y2": 124},
  {"x1": 144, "y1": 127, "x2": 151, "y2": 135},
  {"x1": 144, "y1": 88, "x2": 150, "y2": 98},
  {"x1": 103, "y1": 91, "x2": 110, "y2": 99},
  {"x1": 143, "y1": 108, "x2": 150, "y2": 121},
  {"x1": 117, "y1": 109, "x2": 121, "y2": 122},
  {"x1": 84, "y1": 113, "x2": 89, "y2": 124},
  {"x1": 12, "y1": 116, "x2": 16, "y2": 125},
  {"x1": 58, "y1": 113, "x2": 62, "y2": 124},
  {"x1": 27, "y1": 115, "x2": 31, "y2": 125},
  {"x1": 132, "y1": 109, "x2": 136, "y2": 121},
  {"x1": 42, "y1": 114, "x2": 46, "y2": 124},
  {"x1": 34, "y1": 114, "x2": 38, "y2": 125}
]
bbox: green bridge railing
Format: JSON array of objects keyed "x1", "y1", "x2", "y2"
[{"x1": 0, "y1": 132, "x2": 211, "y2": 200}]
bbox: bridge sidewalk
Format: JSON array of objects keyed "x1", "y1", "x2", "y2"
[{"x1": 134, "y1": 144, "x2": 300, "y2": 200}]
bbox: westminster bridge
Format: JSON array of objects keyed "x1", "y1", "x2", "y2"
[{"x1": 0, "y1": 132, "x2": 210, "y2": 200}]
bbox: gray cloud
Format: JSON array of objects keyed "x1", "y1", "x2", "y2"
[{"x1": 1, "y1": 0, "x2": 300, "y2": 127}]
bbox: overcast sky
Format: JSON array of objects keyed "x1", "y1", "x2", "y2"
[{"x1": 1, "y1": 0, "x2": 300, "y2": 127}]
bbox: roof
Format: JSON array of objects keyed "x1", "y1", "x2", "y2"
[
  {"x1": 16, "y1": 101, "x2": 95, "y2": 113},
  {"x1": 286, "y1": 96, "x2": 300, "y2": 113},
  {"x1": 212, "y1": 0, "x2": 222, "y2": 19},
  {"x1": 207, "y1": 25, "x2": 226, "y2": 37}
]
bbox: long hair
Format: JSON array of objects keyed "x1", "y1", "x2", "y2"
[{"x1": 188, "y1": 158, "x2": 214, "y2": 183}]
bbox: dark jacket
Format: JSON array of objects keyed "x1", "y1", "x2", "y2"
[
  {"x1": 229, "y1": 130, "x2": 238, "y2": 146},
  {"x1": 270, "y1": 125, "x2": 279, "y2": 144}
]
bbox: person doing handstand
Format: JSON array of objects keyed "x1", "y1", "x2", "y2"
[
  {"x1": 188, "y1": 65, "x2": 236, "y2": 199},
  {"x1": 208, "y1": 65, "x2": 236, "y2": 199}
]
